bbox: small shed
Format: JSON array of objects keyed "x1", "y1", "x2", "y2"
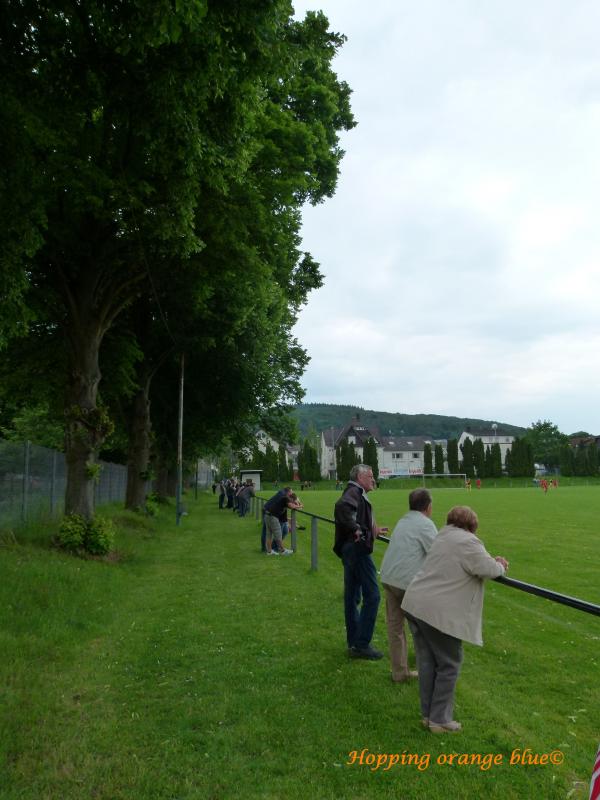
[{"x1": 239, "y1": 469, "x2": 262, "y2": 491}]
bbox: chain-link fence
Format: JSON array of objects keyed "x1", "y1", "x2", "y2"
[{"x1": 0, "y1": 440, "x2": 127, "y2": 529}]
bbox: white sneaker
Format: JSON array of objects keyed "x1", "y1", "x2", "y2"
[
  {"x1": 281, "y1": 548, "x2": 293, "y2": 555},
  {"x1": 429, "y1": 720, "x2": 462, "y2": 733},
  {"x1": 266, "y1": 550, "x2": 279, "y2": 555}
]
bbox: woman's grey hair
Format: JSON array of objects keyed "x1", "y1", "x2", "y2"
[
  {"x1": 446, "y1": 505, "x2": 478, "y2": 533},
  {"x1": 349, "y1": 464, "x2": 373, "y2": 481}
]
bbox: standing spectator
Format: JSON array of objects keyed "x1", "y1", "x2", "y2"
[
  {"x1": 380, "y1": 488, "x2": 437, "y2": 682},
  {"x1": 334, "y1": 464, "x2": 388, "y2": 660},
  {"x1": 226, "y1": 479, "x2": 235, "y2": 509},
  {"x1": 218, "y1": 480, "x2": 226, "y2": 509},
  {"x1": 237, "y1": 480, "x2": 255, "y2": 518},
  {"x1": 402, "y1": 506, "x2": 508, "y2": 733},
  {"x1": 263, "y1": 487, "x2": 301, "y2": 555}
]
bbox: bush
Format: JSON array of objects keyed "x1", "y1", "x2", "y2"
[
  {"x1": 57, "y1": 514, "x2": 87, "y2": 551},
  {"x1": 144, "y1": 499, "x2": 159, "y2": 517},
  {"x1": 57, "y1": 514, "x2": 115, "y2": 555},
  {"x1": 84, "y1": 517, "x2": 115, "y2": 555}
]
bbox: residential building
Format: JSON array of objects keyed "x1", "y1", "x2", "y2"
[
  {"x1": 378, "y1": 435, "x2": 447, "y2": 478},
  {"x1": 319, "y1": 417, "x2": 378, "y2": 479},
  {"x1": 457, "y1": 427, "x2": 514, "y2": 469},
  {"x1": 319, "y1": 416, "x2": 446, "y2": 479}
]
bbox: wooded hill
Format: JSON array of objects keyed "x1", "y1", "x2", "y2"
[{"x1": 291, "y1": 403, "x2": 527, "y2": 440}]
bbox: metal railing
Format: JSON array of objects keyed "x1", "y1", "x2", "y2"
[
  {"x1": 0, "y1": 439, "x2": 128, "y2": 529},
  {"x1": 250, "y1": 495, "x2": 600, "y2": 617}
]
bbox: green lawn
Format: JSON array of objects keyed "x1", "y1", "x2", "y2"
[{"x1": 1, "y1": 488, "x2": 599, "y2": 799}]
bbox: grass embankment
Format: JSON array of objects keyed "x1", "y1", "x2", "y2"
[{"x1": 1, "y1": 489, "x2": 599, "y2": 799}]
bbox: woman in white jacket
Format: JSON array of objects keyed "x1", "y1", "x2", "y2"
[{"x1": 401, "y1": 505, "x2": 509, "y2": 734}]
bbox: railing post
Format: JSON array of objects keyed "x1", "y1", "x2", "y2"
[
  {"x1": 291, "y1": 509, "x2": 297, "y2": 552},
  {"x1": 311, "y1": 516, "x2": 318, "y2": 571}
]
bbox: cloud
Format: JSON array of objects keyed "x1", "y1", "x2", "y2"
[{"x1": 292, "y1": 0, "x2": 600, "y2": 433}]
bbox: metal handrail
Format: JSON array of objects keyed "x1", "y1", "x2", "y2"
[
  {"x1": 375, "y1": 533, "x2": 600, "y2": 618},
  {"x1": 252, "y1": 496, "x2": 600, "y2": 617}
]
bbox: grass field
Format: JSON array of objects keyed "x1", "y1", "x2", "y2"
[{"x1": 1, "y1": 486, "x2": 599, "y2": 799}]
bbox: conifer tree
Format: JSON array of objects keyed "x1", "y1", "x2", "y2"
[
  {"x1": 423, "y1": 443, "x2": 433, "y2": 475},
  {"x1": 472, "y1": 438, "x2": 485, "y2": 478},
  {"x1": 447, "y1": 439, "x2": 460, "y2": 473},
  {"x1": 490, "y1": 443, "x2": 503, "y2": 477},
  {"x1": 363, "y1": 437, "x2": 379, "y2": 481},
  {"x1": 434, "y1": 443, "x2": 444, "y2": 475},
  {"x1": 460, "y1": 438, "x2": 474, "y2": 478}
]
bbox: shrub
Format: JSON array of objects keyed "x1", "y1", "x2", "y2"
[
  {"x1": 144, "y1": 498, "x2": 159, "y2": 517},
  {"x1": 84, "y1": 517, "x2": 115, "y2": 555},
  {"x1": 57, "y1": 514, "x2": 87, "y2": 551},
  {"x1": 57, "y1": 514, "x2": 115, "y2": 555}
]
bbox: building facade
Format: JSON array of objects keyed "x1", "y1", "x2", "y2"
[{"x1": 457, "y1": 428, "x2": 514, "y2": 469}]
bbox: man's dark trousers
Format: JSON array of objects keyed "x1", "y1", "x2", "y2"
[{"x1": 341, "y1": 541, "x2": 380, "y2": 649}]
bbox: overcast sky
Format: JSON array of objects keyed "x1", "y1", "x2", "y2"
[{"x1": 292, "y1": 0, "x2": 600, "y2": 434}]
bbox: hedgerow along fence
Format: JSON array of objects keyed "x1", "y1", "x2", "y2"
[
  {"x1": 249, "y1": 495, "x2": 600, "y2": 617},
  {"x1": 0, "y1": 439, "x2": 127, "y2": 529}
]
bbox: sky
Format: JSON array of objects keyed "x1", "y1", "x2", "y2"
[{"x1": 291, "y1": 0, "x2": 600, "y2": 434}]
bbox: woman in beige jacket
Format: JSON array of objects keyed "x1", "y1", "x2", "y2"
[{"x1": 401, "y1": 505, "x2": 508, "y2": 734}]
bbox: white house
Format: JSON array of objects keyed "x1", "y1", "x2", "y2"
[
  {"x1": 319, "y1": 416, "x2": 447, "y2": 479},
  {"x1": 255, "y1": 429, "x2": 281, "y2": 455},
  {"x1": 379, "y1": 435, "x2": 447, "y2": 478},
  {"x1": 457, "y1": 427, "x2": 514, "y2": 469},
  {"x1": 320, "y1": 417, "x2": 377, "y2": 478}
]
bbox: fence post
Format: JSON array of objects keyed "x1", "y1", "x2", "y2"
[
  {"x1": 291, "y1": 509, "x2": 297, "y2": 552},
  {"x1": 311, "y1": 516, "x2": 318, "y2": 571},
  {"x1": 50, "y1": 450, "x2": 57, "y2": 515},
  {"x1": 21, "y1": 440, "x2": 31, "y2": 523}
]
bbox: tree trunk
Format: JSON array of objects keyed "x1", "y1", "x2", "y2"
[
  {"x1": 155, "y1": 462, "x2": 169, "y2": 501},
  {"x1": 64, "y1": 324, "x2": 105, "y2": 519},
  {"x1": 167, "y1": 469, "x2": 177, "y2": 497},
  {"x1": 125, "y1": 379, "x2": 152, "y2": 510}
]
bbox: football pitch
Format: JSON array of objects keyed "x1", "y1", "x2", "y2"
[
  {"x1": 1, "y1": 487, "x2": 598, "y2": 800},
  {"x1": 263, "y1": 484, "x2": 600, "y2": 799}
]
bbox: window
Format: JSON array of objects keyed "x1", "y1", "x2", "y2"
[{"x1": 412, "y1": 453, "x2": 419, "y2": 459}]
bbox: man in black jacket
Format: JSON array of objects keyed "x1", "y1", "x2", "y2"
[{"x1": 334, "y1": 464, "x2": 388, "y2": 660}]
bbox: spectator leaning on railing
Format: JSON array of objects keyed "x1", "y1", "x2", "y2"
[
  {"x1": 379, "y1": 488, "x2": 437, "y2": 683},
  {"x1": 401, "y1": 505, "x2": 509, "y2": 734},
  {"x1": 263, "y1": 487, "x2": 302, "y2": 556}
]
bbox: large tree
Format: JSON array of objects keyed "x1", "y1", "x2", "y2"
[
  {"x1": 1, "y1": 3, "x2": 354, "y2": 517},
  {"x1": 524, "y1": 420, "x2": 569, "y2": 469}
]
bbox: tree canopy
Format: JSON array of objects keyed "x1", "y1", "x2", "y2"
[{"x1": 0, "y1": 2, "x2": 355, "y2": 520}]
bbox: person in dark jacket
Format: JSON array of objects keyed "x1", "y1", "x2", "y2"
[{"x1": 334, "y1": 464, "x2": 388, "y2": 660}]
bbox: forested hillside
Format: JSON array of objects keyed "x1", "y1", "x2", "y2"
[{"x1": 291, "y1": 403, "x2": 526, "y2": 440}]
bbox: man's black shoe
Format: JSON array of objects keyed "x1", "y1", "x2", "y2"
[{"x1": 349, "y1": 645, "x2": 384, "y2": 660}]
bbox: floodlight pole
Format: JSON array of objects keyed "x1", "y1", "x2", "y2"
[{"x1": 176, "y1": 352, "x2": 185, "y2": 526}]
